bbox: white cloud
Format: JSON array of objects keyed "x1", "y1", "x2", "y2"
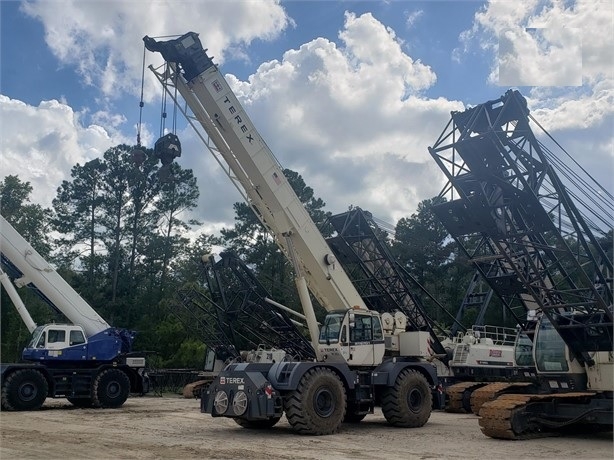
[
  {"x1": 214, "y1": 12, "x2": 462, "y2": 222},
  {"x1": 0, "y1": 95, "x2": 124, "y2": 207},
  {"x1": 498, "y1": 26, "x2": 582, "y2": 86},
  {"x1": 21, "y1": 0, "x2": 291, "y2": 102},
  {"x1": 3, "y1": 8, "x2": 466, "y2": 229},
  {"x1": 405, "y1": 9, "x2": 424, "y2": 29},
  {"x1": 8, "y1": 0, "x2": 611, "y2": 236},
  {"x1": 454, "y1": 0, "x2": 613, "y2": 196},
  {"x1": 457, "y1": 0, "x2": 612, "y2": 89}
]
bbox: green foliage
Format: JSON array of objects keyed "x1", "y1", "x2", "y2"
[
  {"x1": 1, "y1": 175, "x2": 51, "y2": 255},
  {"x1": 391, "y1": 196, "x2": 472, "y2": 328},
  {"x1": 0, "y1": 176, "x2": 57, "y2": 361},
  {"x1": 170, "y1": 339, "x2": 207, "y2": 369},
  {"x1": 5, "y1": 145, "x2": 565, "y2": 367}
]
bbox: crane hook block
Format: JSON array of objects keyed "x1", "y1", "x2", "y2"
[{"x1": 154, "y1": 133, "x2": 182, "y2": 166}]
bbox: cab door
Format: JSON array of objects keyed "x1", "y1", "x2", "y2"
[{"x1": 348, "y1": 314, "x2": 376, "y2": 366}]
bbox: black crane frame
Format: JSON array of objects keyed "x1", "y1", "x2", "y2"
[
  {"x1": 173, "y1": 251, "x2": 315, "y2": 362},
  {"x1": 428, "y1": 89, "x2": 613, "y2": 362}
]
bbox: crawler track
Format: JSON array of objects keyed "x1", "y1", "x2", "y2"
[
  {"x1": 445, "y1": 382, "x2": 487, "y2": 413},
  {"x1": 478, "y1": 392, "x2": 597, "y2": 439},
  {"x1": 469, "y1": 382, "x2": 535, "y2": 415}
]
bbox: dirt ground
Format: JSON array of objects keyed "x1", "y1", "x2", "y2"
[{"x1": 1, "y1": 395, "x2": 612, "y2": 460}]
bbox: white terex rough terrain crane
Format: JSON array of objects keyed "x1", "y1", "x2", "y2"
[
  {"x1": 0, "y1": 215, "x2": 149, "y2": 411},
  {"x1": 144, "y1": 32, "x2": 441, "y2": 435}
]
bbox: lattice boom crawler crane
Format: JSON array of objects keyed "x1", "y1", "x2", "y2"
[
  {"x1": 144, "y1": 32, "x2": 443, "y2": 436},
  {"x1": 0, "y1": 215, "x2": 149, "y2": 411},
  {"x1": 429, "y1": 89, "x2": 613, "y2": 438}
]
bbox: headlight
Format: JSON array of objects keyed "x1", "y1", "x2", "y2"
[
  {"x1": 213, "y1": 390, "x2": 229, "y2": 414},
  {"x1": 232, "y1": 390, "x2": 248, "y2": 416}
]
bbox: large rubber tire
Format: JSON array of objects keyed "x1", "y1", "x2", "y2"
[
  {"x1": 66, "y1": 397, "x2": 94, "y2": 408},
  {"x1": 233, "y1": 416, "x2": 282, "y2": 429},
  {"x1": 1, "y1": 369, "x2": 48, "y2": 411},
  {"x1": 283, "y1": 367, "x2": 346, "y2": 435},
  {"x1": 92, "y1": 369, "x2": 130, "y2": 408},
  {"x1": 381, "y1": 369, "x2": 432, "y2": 428}
]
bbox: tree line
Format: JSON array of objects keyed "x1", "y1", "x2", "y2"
[{"x1": 0, "y1": 144, "x2": 511, "y2": 368}]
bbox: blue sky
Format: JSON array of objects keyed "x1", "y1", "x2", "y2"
[{"x1": 1, "y1": 0, "x2": 612, "y2": 237}]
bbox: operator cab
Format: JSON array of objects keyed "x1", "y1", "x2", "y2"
[
  {"x1": 534, "y1": 318, "x2": 570, "y2": 373},
  {"x1": 29, "y1": 324, "x2": 87, "y2": 350},
  {"x1": 532, "y1": 317, "x2": 586, "y2": 388},
  {"x1": 319, "y1": 309, "x2": 385, "y2": 366}
]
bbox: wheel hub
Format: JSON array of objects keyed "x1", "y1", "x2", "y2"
[
  {"x1": 407, "y1": 388, "x2": 423, "y2": 413},
  {"x1": 106, "y1": 381, "x2": 121, "y2": 398},
  {"x1": 314, "y1": 388, "x2": 335, "y2": 417},
  {"x1": 18, "y1": 382, "x2": 37, "y2": 401}
]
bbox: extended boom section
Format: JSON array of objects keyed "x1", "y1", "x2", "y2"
[
  {"x1": 144, "y1": 33, "x2": 366, "y2": 321},
  {"x1": 1, "y1": 215, "x2": 110, "y2": 337}
]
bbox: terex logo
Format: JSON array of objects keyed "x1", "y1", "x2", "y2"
[{"x1": 220, "y1": 376, "x2": 245, "y2": 385}]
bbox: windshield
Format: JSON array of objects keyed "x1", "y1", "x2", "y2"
[
  {"x1": 28, "y1": 326, "x2": 45, "y2": 348},
  {"x1": 514, "y1": 332, "x2": 534, "y2": 366},
  {"x1": 535, "y1": 318, "x2": 568, "y2": 373},
  {"x1": 319, "y1": 313, "x2": 344, "y2": 344}
]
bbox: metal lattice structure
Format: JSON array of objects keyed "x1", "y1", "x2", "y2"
[
  {"x1": 450, "y1": 269, "x2": 494, "y2": 336},
  {"x1": 173, "y1": 251, "x2": 315, "y2": 361},
  {"x1": 428, "y1": 89, "x2": 613, "y2": 364},
  {"x1": 324, "y1": 208, "x2": 461, "y2": 358}
]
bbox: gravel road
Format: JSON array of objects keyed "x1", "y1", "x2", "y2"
[{"x1": 1, "y1": 396, "x2": 612, "y2": 459}]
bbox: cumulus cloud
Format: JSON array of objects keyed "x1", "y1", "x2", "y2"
[
  {"x1": 456, "y1": 0, "x2": 612, "y2": 90},
  {"x1": 453, "y1": 0, "x2": 613, "y2": 195},
  {"x1": 208, "y1": 12, "x2": 462, "y2": 223},
  {"x1": 0, "y1": 95, "x2": 125, "y2": 207},
  {"x1": 9, "y1": 0, "x2": 610, "y2": 233},
  {"x1": 498, "y1": 26, "x2": 582, "y2": 86},
  {"x1": 21, "y1": 0, "x2": 290, "y2": 102}
]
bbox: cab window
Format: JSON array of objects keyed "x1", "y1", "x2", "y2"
[
  {"x1": 36, "y1": 333, "x2": 46, "y2": 348},
  {"x1": 319, "y1": 314, "x2": 344, "y2": 344},
  {"x1": 372, "y1": 317, "x2": 383, "y2": 341},
  {"x1": 47, "y1": 329, "x2": 66, "y2": 344},
  {"x1": 350, "y1": 316, "x2": 373, "y2": 342},
  {"x1": 535, "y1": 320, "x2": 568, "y2": 372},
  {"x1": 69, "y1": 330, "x2": 86, "y2": 346}
]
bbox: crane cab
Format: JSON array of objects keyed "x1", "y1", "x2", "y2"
[
  {"x1": 318, "y1": 309, "x2": 386, "y2": 366},
  {"x1": 22, "y1": 324, "x2": 90, "y2": 361},
  {"x1": 531, "y1": 316, "x2": 613, "y2": 392},
  {"x1": 28, "y1": 324, "x2": 87, "y2": 350},
  {"x1": 21, "y1": 324, "x2": 130, "y2": 363}
]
